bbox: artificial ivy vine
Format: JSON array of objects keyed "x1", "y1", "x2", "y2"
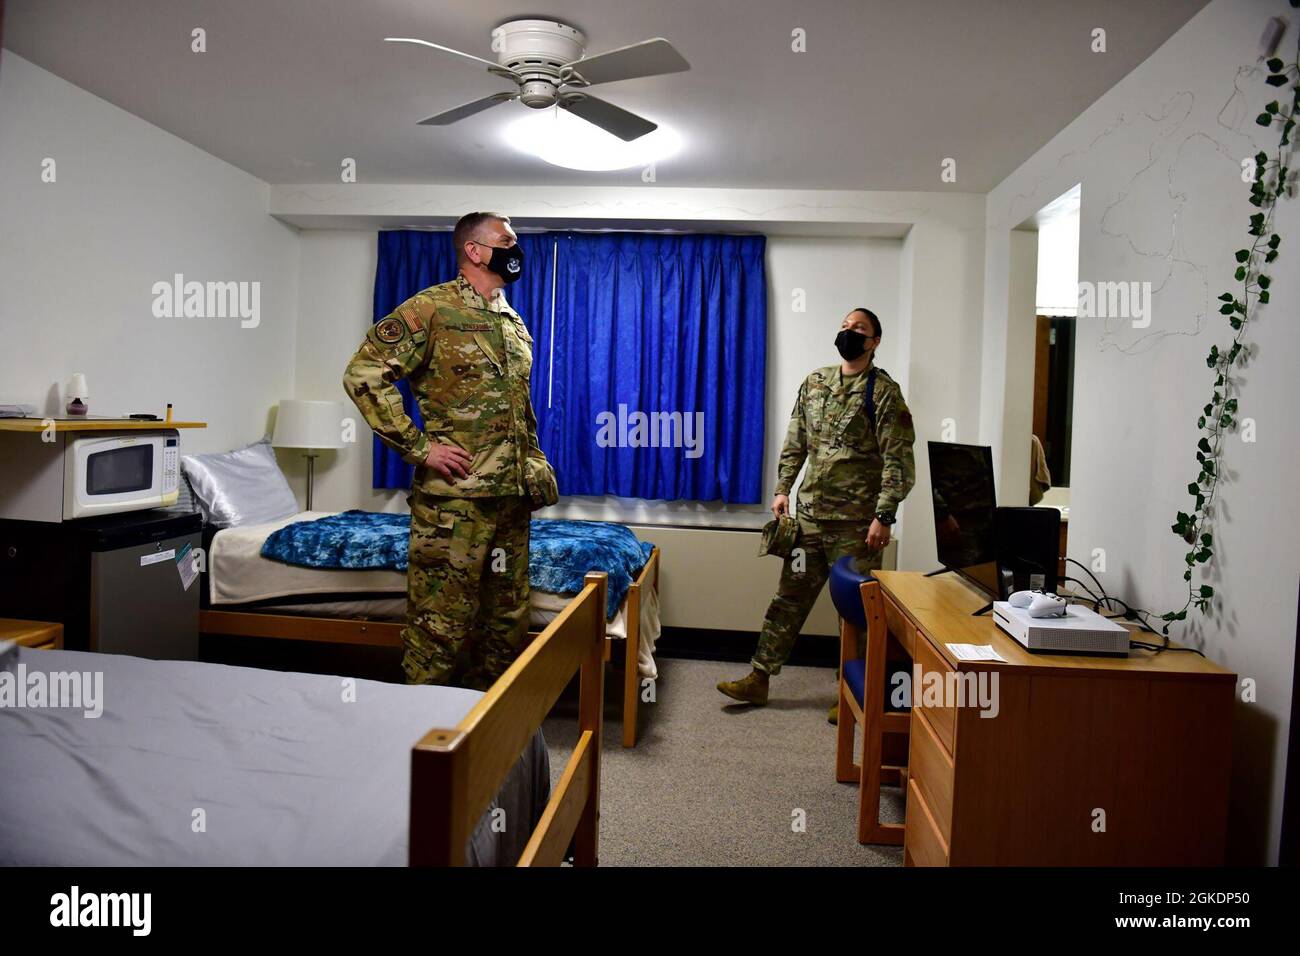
[{"x1": 1163, "y1": 7, "x2": 1299, "y2": 635}]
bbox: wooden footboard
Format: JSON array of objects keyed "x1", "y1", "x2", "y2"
[
  {"x1": 409, "y1": 572, "x2": 607, "y2": 867},
  {"x1": 620, "y1": 545, "x2": 659, "y2": 748}
]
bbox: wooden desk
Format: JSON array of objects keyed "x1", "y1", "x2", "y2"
[
  {"x1": 0, "y1": 618, "x2": 64, "y2": 649},
  {"x1": 874, "y1": 570, "x2": 1235, "y2": 866}
]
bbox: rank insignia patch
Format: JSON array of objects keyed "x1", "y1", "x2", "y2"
[{"x1": 375, "y1": 317, "x2": 406, "y2": 344}]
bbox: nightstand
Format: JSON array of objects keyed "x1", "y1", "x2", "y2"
[{"x1": 0, "y1": 618, "x2": 63, "y2": 650}]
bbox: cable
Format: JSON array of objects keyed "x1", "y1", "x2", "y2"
[
  {"x1": 1063, "y1": 558, "x2": 1163, "y2": 637},
  {"x1": 1130, "y1": 639, "x2": 1206, "y2": 658}
]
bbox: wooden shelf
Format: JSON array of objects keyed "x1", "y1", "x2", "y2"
[{"x1": 0, "y1": 419, "x2": 206, "y2": 433}]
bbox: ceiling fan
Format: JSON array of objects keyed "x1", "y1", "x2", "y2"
[{"x1": 386, "y1": 19, "x2": 689, "y2": 141}]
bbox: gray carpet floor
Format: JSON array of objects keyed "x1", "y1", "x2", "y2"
[{"x1": 542, "y1": 657, "x2": 905, "y2": 867}]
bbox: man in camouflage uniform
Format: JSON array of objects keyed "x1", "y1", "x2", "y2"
[
  {"x1": 718, "y1": 308, "x2": 916, "y2": 716},
  {"x1": 342, "y1": 212, "x2": 558, "y2": 690}
]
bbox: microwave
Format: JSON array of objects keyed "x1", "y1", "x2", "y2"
[{"x1": 62, "y1": 431, "x2": 180, "y2": 520}]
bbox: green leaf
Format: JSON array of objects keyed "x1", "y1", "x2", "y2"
[
  {"x1": 1230, "y1": 316, "x2": 1243, "y2": 330},
  {"x1": 1198, "y1": 437, "x2": 1211, "y2": 453},
  {"x1": 1258, "y1": 112, "x2": 1275, "y2": 126},
  {"x1": 1218, "y1": 292, "x2": 1234, "y2": 301},
  {"x1": 1220, "y1": 302, "x2": 1235, "y2": 314},
  {"x1": 1259, "y1": 290, "x2": 1270, "y2": 304},
  {"x1": 1267, "y1": 58, "x2": 1284, "y2": 72},
  {"x1": 1267, "y1": 101, "x2": 1281, "y2": 114},
  {"x1": 1269, "y1": 234, "x2": 1281, "y2": 248},
  {"x1": 1197, "y1": 417, "x2": 1206, "y2": 430},
  {"x1": 1234, "y1": 266, "x2": 1247, "y2": 280},
  {"x1": 1235, "y1": 249, "x2": 1250, "y2": 262},
  {"x1": 1259, "y1": 274, "x2": 1272, "y2": 289},
  {"x1": 1201, "y1": 533, "x2": 1213, "y2": 547},
  {"x1": 1267, "y1": 74, "x2": 1289, "y2": 87},
  {"x1": 1188, "y1": 482, "x2": 1200, "y2": 495},
  {"x1": 1266, "y1": 250, "x2": 1278, "y2": 263}
]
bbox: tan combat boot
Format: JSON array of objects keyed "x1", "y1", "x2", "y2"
[{"x1": 717, "y1": 669, "x2": 770, "y2": 705}]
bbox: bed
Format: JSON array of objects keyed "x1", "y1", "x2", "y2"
[
  {"x1": 199, "y1": 511, "x2": 660, "y2": 748},
  {"x1": 0, "y1": 573, "x2": 609, "y2": 866}
]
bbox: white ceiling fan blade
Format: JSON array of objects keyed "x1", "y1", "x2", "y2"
[
  {"x1": 560, "y1": 94, "x2": 658, "y2": 142},
  {"x1": 384, "y1": 37, "x2": 520, "y2": 81},
  {"x1": 560, "y1": 38, "x2": 689, "y2": 87},
  {"x1": 418, "y1": 92, "x2": 518, "y2": 126}
]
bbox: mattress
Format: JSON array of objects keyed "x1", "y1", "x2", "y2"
[
  {"x1": 0, "y1": 642, "x2": 549, "y2": 866},
  {"x1": 210, "y1": 511, "x2": 405, "y2": 604},
  {"x1": 209, "y1": 511, "x2": 661, "y2": 677}
]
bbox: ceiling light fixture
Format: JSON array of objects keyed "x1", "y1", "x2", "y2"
[{"x1": 504, "y1": 108, "x2": 681, "y2": 172}]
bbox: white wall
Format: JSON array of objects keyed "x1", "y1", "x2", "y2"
[
  {"x1": 0, "y1": 53, "x2": 300, "y2": 457},
  {"x1": 981, "y1": 0, "x2": 1299, "y2": 863}
]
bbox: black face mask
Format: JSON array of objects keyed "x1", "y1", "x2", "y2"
[
  {"x1": 484, "y1": 242, "x2": 524, "y2": 284},
  {"x1": 835, "y1": 329, "x2": 869, "y2": 361}
]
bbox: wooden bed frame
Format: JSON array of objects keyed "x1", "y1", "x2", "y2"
[
  {"x1": 199, "y1": 546, "x2": 659, "y2": 749},
  {"x1": 411, "y1": 571, "x2": 606, "y2": 866}
]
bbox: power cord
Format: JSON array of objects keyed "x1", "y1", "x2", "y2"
[{"x1": 1063, "y1": 559, "x2": 1205, "y2": 656}]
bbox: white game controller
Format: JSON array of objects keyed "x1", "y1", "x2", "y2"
[{"x1": 1008, "y1": 589, "x2": 1069, "y2": 618}]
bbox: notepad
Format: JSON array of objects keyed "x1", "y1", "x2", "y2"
[{"x1": 946, "y1": 643, "x2": 1007, "y2": 662}]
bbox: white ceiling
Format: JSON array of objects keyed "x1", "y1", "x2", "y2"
[{"x1": 2, "y1": 0, "x2": 1210, "y2": 191}]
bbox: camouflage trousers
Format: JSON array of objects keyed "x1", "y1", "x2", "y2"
[
  {"x1": 752, "y1": 516, "x2": 881, "y2": 676},
  {"x1": 403, "y1": 493, "x2": 531, "y2": 689}
]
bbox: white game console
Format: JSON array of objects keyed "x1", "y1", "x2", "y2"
[{"x1": 992, "y1": 600, "x2": 1131, "y2": 656}]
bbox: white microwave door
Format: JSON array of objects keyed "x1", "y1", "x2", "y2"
[{"x1": 85, "y1": 443, "x2": 155, "y2": 497}]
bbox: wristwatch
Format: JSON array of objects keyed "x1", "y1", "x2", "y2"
[{"x1": 874, "y1": 511, "x2": 896, "y2": 526}]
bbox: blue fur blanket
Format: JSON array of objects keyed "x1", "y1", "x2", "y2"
[{"x1": 261, "y1": 511, "x2": 652, "y2": 620}]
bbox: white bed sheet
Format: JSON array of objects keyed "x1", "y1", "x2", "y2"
[{"x1": 0, "y1": 643, "x2": 548, "y2": 866}]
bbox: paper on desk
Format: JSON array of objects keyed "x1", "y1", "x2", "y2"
[{"x1": 946, "y1": 643, "x2": 1006, "y2": 662}]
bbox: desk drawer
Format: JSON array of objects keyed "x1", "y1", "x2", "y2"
[
  {"x1": 904, "y1": 778, "x2": 949, "y2": 867},
  {"x1": 913, "y1": 634, "x2": 956, "y2": 755},
  {"x1": 909, "y1": 709, "x2": 954, "y2": 844}
]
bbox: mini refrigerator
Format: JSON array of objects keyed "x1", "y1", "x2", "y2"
[{"x1": 0, "y1": 508, "x2": 202, "y2": 660}]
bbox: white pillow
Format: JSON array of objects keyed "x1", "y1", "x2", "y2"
[{"x1": 182, "y1": 439, "x2": 300, "y2": 528}]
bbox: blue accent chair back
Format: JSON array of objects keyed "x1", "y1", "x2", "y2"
[{"x1": 829, "y1": 555, "x2": 874, "y2": 631}]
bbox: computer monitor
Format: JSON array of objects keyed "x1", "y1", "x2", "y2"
[{"x1": 928, "y1": 441, "x2": 998, "y2": 598}]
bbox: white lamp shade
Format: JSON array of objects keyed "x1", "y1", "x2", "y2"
[
  {"x1": 67, "y1": 373, "x2": 89, "y2": 400},
  {"x1": 272, "y1": 399, "x2": 345, "y2": 450}
]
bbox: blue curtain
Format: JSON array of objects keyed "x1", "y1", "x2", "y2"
[
  {"x1": 545, "y1": 232, "x2": 766, "y2": 503},
  {"x1": 370, "y1": 231, "x2": 555, "y2": 488},
  {"x1": 370, "y1": 229, "x2": 766, "y2": 503}
]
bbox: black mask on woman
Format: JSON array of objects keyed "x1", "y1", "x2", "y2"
[
  {"x1": 486, "y1": 242, "x2": 524, "y2": 284},
  {"x1": 835, "y1": 329, "x2": 869, "y2": 361}
]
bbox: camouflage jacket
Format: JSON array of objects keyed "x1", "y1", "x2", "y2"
[
  {"x1": 774, "y1": 363, "x2": 916, "y2": 521},
  {"x1": 342, "y1": 274, "x2": 552, "y2": 499}
]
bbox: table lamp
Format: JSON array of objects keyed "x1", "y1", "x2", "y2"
[{"x1": 271, "y1": 399, "x2": 345, "y2": 511}]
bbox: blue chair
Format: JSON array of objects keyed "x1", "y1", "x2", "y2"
[{"x1": 830, "y1": 556, "x2": 908, "y2": 845}]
